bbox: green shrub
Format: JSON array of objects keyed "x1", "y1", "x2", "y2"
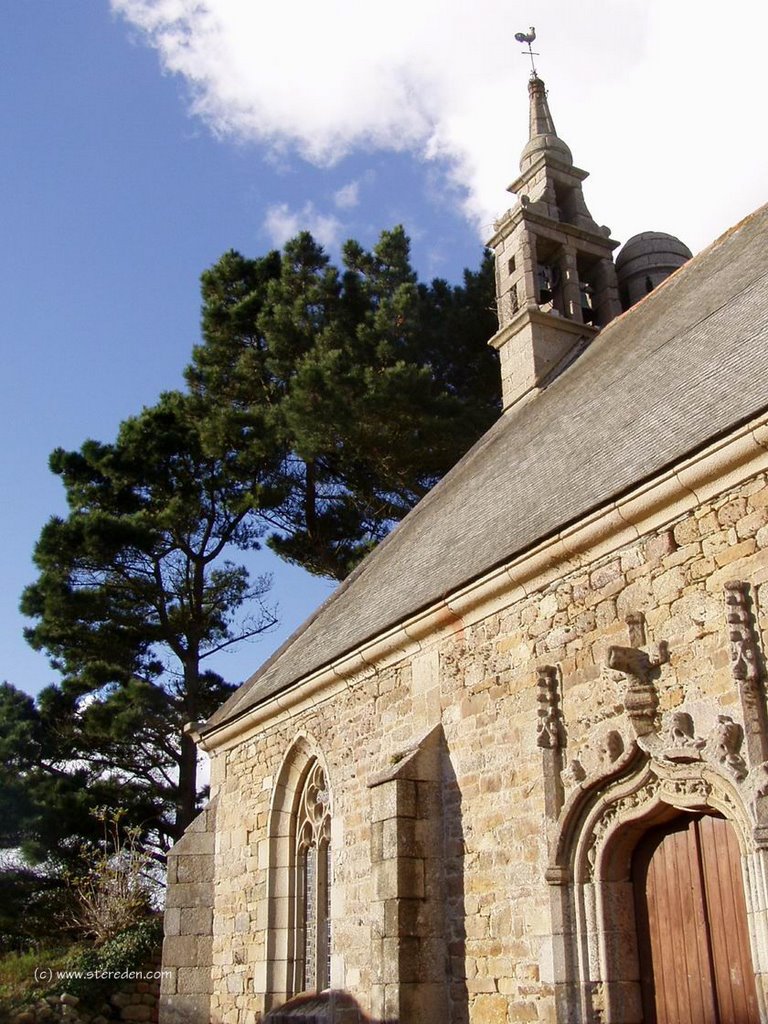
[{"x1": 63, "y1": 918, "x2": 162, "y2": 1001}]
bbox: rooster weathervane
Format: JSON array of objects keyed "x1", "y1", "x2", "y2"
[{"x1": 515, "y1": 26, "x2": 539, "y2": 77}]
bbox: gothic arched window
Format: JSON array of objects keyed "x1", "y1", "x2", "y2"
[
  {"x1": 264, "y1": 742, "x2": 333, "y2": 1010},
  {"x1": 293, "y1": 759, "x2": 331, "y2": 995}
]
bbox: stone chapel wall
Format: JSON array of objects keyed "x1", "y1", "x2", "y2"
[
  {"x1": 195, "y1": 468, "x2": 768, "y2": 1024},
  {"x1": 160, "y1": 799, "x2": 217, "y2": 1024}
]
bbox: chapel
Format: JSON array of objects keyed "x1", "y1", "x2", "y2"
[{"x1": 160, "y1": 69, "x2": 768, "y2": 1024}]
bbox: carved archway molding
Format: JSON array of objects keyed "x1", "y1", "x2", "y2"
[{"x1": 546, "y1": 746, "x2": 768, "y2": 1024}]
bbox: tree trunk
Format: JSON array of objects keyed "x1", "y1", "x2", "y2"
[{"x1": 175, "y1": 728, "x2": 198, "y2": 836}]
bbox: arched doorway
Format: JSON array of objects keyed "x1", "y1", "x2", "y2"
[{"x1": 632, "y1": 814, "x2": 760, "y2": 1024}]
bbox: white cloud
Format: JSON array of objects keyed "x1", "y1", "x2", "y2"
[
  {"x1": 334, "y1": 181, "x2": 360, "y2": 210},
  {"x1": 112, "y1": 0, "x2": 768, "y2": 252},
  {"x1": 263, "y1": 201, "x2": 343, "y2": 249}
]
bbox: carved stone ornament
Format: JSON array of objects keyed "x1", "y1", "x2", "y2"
[
  {"x1": 724, "y1": 581, "x2": 768, "y2": 769},
  {"x1": 581, "y1": 767, "x2": 730, "y2": 880},
  {"x1": 648, "y1": 709, "x2": 748, "y2": 782},
  {"x1": 536, "y1": 665, "x2": 565, "y2": 749},
  {"x1": 607, "y1": 640, "x2": 668, "y2": 737},
  {"x1": 661, "y1": 710, "x2": 706, "y2": 763},
  {"x1": 755, "y1": 762, "x2": 768, "y2": 800},
  {"x1": 561, "y1": 758, "x2": 586, "y2": 787},
  {"x1": 584, "y1": 775, "x2": 663, "y2": 875},
  {"x1": 725, "y1": 580, "x2": 760, "y2": 683},
  {"x1": 598, "y1": 730, "x2": 625, "y2": 767},
  {"x1": 708, "y1": 714, "x2": 747, "y2": 781},
  {"x1": 536, "y1": 665, "x2": 567, "y2": 822}
]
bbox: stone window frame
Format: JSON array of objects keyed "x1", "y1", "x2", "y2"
[
  {"x1": 294, "y1": 758, "x2": 331, "y2": 994},
  {"x1": 547, "y1": 752, "x2": 768, "y2": 1023},
  {"x1": 264, "y1": 735, "x2": 333, "y2": 1012}
]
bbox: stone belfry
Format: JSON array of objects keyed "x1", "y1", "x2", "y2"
[{"x1": 488, "y1": 74, "x2": 622, "y2": 409}]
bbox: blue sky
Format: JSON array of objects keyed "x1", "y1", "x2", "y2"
[{"x1": 2, "y1": 1, "x2": 766, "y2": 698}]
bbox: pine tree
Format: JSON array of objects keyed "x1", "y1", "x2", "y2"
[
  {"x1": 187, "y1": 227, "x2": 500, "y2": 579},
  {"x1": 21, "y1": 391, "x2": 278, "y2": 841}
]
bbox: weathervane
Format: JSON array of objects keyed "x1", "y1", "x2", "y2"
[{"x1": 514, "y1": 26, "x2": 539, "y2": 77}]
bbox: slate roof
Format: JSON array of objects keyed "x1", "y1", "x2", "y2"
[{"x1": 204, "y1": 204, "x2": 768, "y2": 735}]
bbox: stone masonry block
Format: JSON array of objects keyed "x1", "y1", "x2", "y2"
[
  {"x1": 159, "y1": 993, "x2": 210, "y2": 1024},
  {"x1": 186, "y1": 800, "x2": 217, "y2": 833},
  {"x1": 382, "y1": 816, "x2": 418, "y2": 859},
  {"x1": 369, "y1": 984, "x2": 385, "y2": 1021},
  {"x1": 382, "y1": 981, "x2": 403, "y2": 1020},
  {"x1": 370, "y1": 820, "x2": 384, "y2": 863},
  {"x1": 382, "y1": 936, "x2": 420, "y2": 984},
  {"x1": 159, "y1": 966, "x2": 177, "y2": 997},
  {"x1": 162, "y1": 936, "x2": 199, "y2": 968},
  {"x1": 386, "y1": 898, "x2": 421, "y2": 937},
  {"x1": 411, "y1": 648, "x2": 439, "y2": 696},
  {"x1": 419, "y1": 936, "x2": 449, "y2": 981},
  {"x1": 416, "y1": 779, "x2": 443, "y2": 821},
  {"x1": 373, "y1": 859, "x2": 399, "y2": 901},
  {"x1": 176, "y1": 857, "x2": 213, "y2": 884},
  {"x1": 370, "y1": 778, "x2": 416, "y2": 822},
  {"x1": 400, "y1": 982, "x2": 450, "y2": 1024},
  {"x1": 268, "y1": 895, "x2": 291, "y2": 930},
  {"x1": 373, "y1": 857, "x2": 425, "y2": 900},
  {"x1": 163, "y1": 908, "x2": 181, "y2": 937},
  {"x1": 171, "y1": 830, "x2": 214, "y2": 857},
  {"x1": 179, "y1": 907, "x2": 212, "y2": 936},
  {"x1": 165, "y1": 882, "x2": 214, "y2": 909},
  {"x1": 645, "y1": 531, "x2": 676, "y2": 562},
  {"x1": 176, "y1": 966, "x2": 213, "y2": 996},
  {"x1": 370, "y1": 938, "x2": 384, "y2": 984},
  {"x1": 399, "y1": 856, "x2": 426, "y2": 899},
  {"x1": 226, "y1": 973, "x2": 244, "y2": 995}
]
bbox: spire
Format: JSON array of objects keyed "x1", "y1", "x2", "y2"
[
  {"x1": 520, "y1": 76, "x2": 572, "y2": 172},
  {"x1": 486, "y1": 71, "x2": 622, "y2": 410},
  {"x1": 529, "y1": 75, "x2": 557, "y2": 137}
]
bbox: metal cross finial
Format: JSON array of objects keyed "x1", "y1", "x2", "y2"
[{"x1": 514, "y1": 25, "x2": 539, "y2": 77}]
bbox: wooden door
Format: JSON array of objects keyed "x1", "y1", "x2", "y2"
[{"x1": 632, "y1": 815, "x2": 760, "y2": 1024}]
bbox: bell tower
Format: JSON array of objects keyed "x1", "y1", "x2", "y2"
[{"x1": 488, "y1": 74, "x2": 622, "y2": 410}]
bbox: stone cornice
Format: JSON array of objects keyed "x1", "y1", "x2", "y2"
[
  {"x1": 488, "y1": 308, "x2": 597, "y2": 352},
  {"x1": 199, "y1": 409, "x2": 768, "y2": 754},
  {"x1": 488, "y1": 205, "x2": 618, "y2": 253},
  {"x1": 507, "y1": 154, "x2": 589, "y2": 195}
]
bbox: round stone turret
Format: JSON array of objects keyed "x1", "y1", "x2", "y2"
[{"x1": 616, "y1": 231, "x2": 692, "y2": 311}]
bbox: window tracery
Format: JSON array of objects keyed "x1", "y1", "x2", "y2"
[{"x1": 293, "y1": 759, "x2": 331, "y2": 994}]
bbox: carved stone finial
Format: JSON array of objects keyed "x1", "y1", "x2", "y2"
[
  {"x1": 536, "y1": 665, "x2": 566, "y2": 821},
  {"x1": 608, "y1": 642, "x2": 669, "y2": 682},
  {"x1": 609, "y1": 647, "x2": 659, "y2": 737},
  {"x1": 625, "y1": 613, "x2": 646, "y2": 648},
  {"x1": 536, "y1": 665, "x2": 565, "y2": 749},
  {"x1": 725, "y1": 580, "x2": 760, "y2": 682},
  {"x1": 724, "y1": 581, "x2": 768, "y2": 770},
  {"x1": 608, "y1": 640, "x2": 669, "y2": 738}
]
